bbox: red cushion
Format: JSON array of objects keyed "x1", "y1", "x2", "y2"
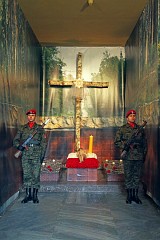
[{"x1": 66, "y1": 158, "x2": 99, "y2": 168}]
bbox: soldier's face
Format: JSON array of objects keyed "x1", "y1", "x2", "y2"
[
  {"x1": 27, "y1": 114, "x2": 36, "y2": 122},
  {"x1": 127, "y1": 114, "x2": 136, "y2": 123}
]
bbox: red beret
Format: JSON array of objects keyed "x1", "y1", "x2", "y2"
[
  {"x1": 126, "y1": 109, "x2": 136, "y2": 118},
  {"x1": 26, "y1": 109, "x2": 36, "y2": 115}
]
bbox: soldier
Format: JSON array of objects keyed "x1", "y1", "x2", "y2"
[
  {"x1": 13, "y1": 109, "x2": 47, "y2": 204},
  {"x1": 114, "y1": 110, "x2": 147, "y2": 204}
]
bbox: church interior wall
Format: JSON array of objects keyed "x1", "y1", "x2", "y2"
[
  {"x1": 125, "y1": 0, "x2": 160, "y2": 205},
  {"x1": 1, "y1": 0, "x2": 160, "y2": 212},
  {"x1": 0, "y1": 0, "x2": 42, "y2": 211}
]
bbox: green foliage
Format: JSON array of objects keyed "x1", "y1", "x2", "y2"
[
  {"x1": 42, "y1": 47, "x2": 66, "y2": 80},
  {"x1": 91, "y1": 50, "x2": 121, "y2": 82},
  {"x1": 99, "y1": 50, "x2": 120, "y2": 75},
  {"x1": 41, "y1": 47, "x2": 67, "y2": 116},
  {"x1": 158, "y1": 43, "x2": 160, "y2": 65}
]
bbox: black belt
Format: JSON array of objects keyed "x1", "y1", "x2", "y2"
[
  {"x1": 132, "y1": 143, "x2": 140, "y2": 149},
  {"x1": 28, "y1": 143, "x2": 40, "y2": 147}
]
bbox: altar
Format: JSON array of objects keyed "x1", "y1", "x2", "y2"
[
  {"x1": 66, "y1": 152, "x2": 99, "y2": 168},
  {"x1": 66, "y1": 152, "x2": 99, "y2": 181}
]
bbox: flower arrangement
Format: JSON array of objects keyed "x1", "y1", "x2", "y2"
[
  {"x1": 41, "y1": 159, "x2": 63, "y2": 173},
  {"x1": 104, "y1": 159, "x2": 124, "y2": 174}
]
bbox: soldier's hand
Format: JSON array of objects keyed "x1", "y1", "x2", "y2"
[
  {"x1": 130, "y1": 144, "x2": 135, "y2": 150},
  {"x1": 25, "y1": 146, "x2": 29, "y2": 150}
]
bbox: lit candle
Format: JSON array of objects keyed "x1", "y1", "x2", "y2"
[{"x1": 88, "y1": 135, "x2": 93, "y2": 153}]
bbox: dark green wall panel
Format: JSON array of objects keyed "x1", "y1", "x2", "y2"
[
  {"x1": 0, "y1": 0, "x2": 42, "y2": 209},
  {"x1": 125, "y1": 0, "x2": 160, "y2": 205}
]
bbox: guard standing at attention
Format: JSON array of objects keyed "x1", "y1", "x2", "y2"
[
  {"x1": 13, "y1": 109, "x2": 47, "y2": 204},
  {"x1": 114, "y1": 110, "x2": 147, "y2": 204}
]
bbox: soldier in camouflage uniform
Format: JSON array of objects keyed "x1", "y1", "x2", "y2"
[
  {"x1": 13, "y1": 109, "x2": 47, "y2": 204},
  {"x1": 114, "y1": 110, "x2": 147, "y2": 204}
]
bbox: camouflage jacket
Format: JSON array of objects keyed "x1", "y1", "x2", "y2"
[
  {"x1": 13, "y1": 123, "x2": 47, "y2": 160},
  {"x1": 114, "y1": 123, "x2": 147, "y2": 161}
]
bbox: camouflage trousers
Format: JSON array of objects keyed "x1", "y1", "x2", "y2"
[
  {"x1": 21, "y1": 157, "x2": 41, "y2": 189},
  {"x1": 123, "y1": 160, "x2": 143, "y2": 189}
]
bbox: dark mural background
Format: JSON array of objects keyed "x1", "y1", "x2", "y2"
[
  {"x1": 125, "y1": 0, "x2": 160, "y2": 205},
  {"x1": 0, "y1": 0, "x2": 42, "y2": 209}
]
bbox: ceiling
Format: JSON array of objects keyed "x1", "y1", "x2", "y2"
[{"x1": 17, "y1": 0, "x2": 147, "y2": 47}]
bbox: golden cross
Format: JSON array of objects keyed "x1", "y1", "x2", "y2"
[{"x1": 49, "y1": 52, "x2": 109, "y2": 152}]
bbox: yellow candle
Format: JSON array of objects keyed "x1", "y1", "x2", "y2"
[{"x1": 88, "y1": 135, "x2": 93, "y2": 153}]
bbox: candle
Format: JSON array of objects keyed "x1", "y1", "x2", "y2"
[{"x1": 88, "y1": 135, "x2": 93, "y2": 153}]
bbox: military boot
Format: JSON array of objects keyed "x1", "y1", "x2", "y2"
[
  {"x1": 126, "y1": 189, "x2": 132, "y2": 204},
  {"x1": 27, "y1": 188, "x2": 33, "y2": 201},
  {"x1": 21, "y1": 188, "x2": 30, "y2": 203},
  {"x1": 132, "y1": 188, "x2": 142, "y2": 204},
  {"x1": 33, "y1": 188, "x2": 39, "y2": 204}
]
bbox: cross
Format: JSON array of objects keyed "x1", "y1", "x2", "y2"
[{"x1": 49, "y1": 52, "x2": 109, "y2": 152}]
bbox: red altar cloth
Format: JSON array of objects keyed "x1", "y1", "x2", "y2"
[{"x1": 66, "y1": 158, "x2": 99, "y2": 168}]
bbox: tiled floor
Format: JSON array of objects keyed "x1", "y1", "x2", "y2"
[{"x1": 0, "y1": 182, "x2": 160, "y2": 240}]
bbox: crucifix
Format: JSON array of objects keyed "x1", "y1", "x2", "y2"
[{"x1": 49, "y1": 52, "x2": 109, "y2": 152}]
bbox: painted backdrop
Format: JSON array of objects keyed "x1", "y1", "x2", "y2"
[{"x1": 41, "y1": 47, "x2": 125, "y2": 170}]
